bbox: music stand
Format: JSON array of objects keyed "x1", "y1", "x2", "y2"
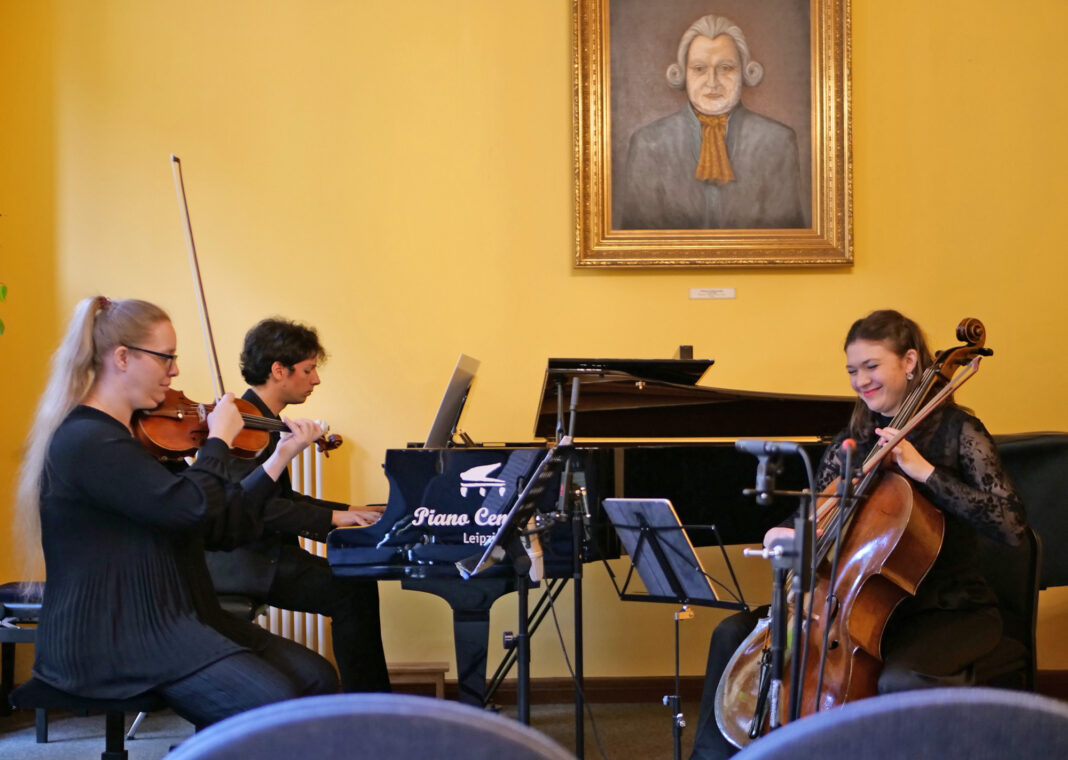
[
  {"x1": 602, "y1": 498, "x2": 747, "y2": 760},
  {"x1": 455, "y1": 437, "x2": 573, "y2": 725}
]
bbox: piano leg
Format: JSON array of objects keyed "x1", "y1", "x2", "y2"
[
  {"x1": 401, "y1": 576, "x2": 515, "y2": 706},
  {"x1": 454, "y1": 608, "x2": 492, "y2": 707}
]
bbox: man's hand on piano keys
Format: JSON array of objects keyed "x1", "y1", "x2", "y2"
[{"x1": 330, "y1": 504, "x2": 386, "y2": 528}]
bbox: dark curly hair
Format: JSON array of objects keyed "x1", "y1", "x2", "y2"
[{"x1": 240, "y1": 318, "x2": 327, "y2": 386}]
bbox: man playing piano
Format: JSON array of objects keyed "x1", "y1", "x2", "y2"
[{"x1": 205, "y1": 317, "x2": 391, "y2": 693}]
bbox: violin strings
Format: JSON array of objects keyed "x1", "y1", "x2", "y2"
[
  {"x1": 157, "y1": 403, "x2": 290, "y2": 433},
  {"x1": 239, "y1": 413, "x2": 288, "y2": 430}
]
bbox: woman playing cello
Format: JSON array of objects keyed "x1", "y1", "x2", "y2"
[
  {"x1": 690, "y1": 309, "x2": 1027, "y2": 759},
  {"x1": 15, "y1": 296, "x2": 339, "y2": 730}
]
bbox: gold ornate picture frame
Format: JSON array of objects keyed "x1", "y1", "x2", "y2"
[{"x1": 574, "y1": 0, "x2": 852, "y2": 267}]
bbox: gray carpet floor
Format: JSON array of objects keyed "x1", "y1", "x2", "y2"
[
  {"x1": 0, "y1": 700, "x2": 695, "y2": 759},
  {"x1": 0, "y1": 707, "x2": 192, "y2": 759}
]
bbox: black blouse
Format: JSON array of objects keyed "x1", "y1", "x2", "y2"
[
  {"x1": 814, "y1": 405, "x2": 1027, "y2": 612},
  {"x1": 34, "y1": 405, "x2": 275, "y2": 699}
]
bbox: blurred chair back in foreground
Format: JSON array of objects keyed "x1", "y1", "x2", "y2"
[
  {"x1": 166, "y1": 693, "x2": 576, "y2": 760},
  {"x1": 733, "y1": 687, "x2": 1068, "y2": 760}
]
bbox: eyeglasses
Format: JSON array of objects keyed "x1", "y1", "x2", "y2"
[{"x1": 125, "y1": 345, "x2": 178, "y2": 369}]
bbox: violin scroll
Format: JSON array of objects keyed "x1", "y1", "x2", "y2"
[{"x1": 317, "y1": 433, "x2": 343, "y2": 456}]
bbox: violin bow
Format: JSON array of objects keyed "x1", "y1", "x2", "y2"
[{"x1": 170, "y1": 155, "x2": 226, "y2": 401}]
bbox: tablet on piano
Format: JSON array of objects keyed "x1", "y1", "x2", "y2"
[{"x1": 424, "y1": 354, "x2": 480, "y2": 448}]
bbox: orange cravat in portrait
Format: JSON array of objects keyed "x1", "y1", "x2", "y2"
[{"x1": 695, "y1": 110, "x2": 734, "y2": 185}]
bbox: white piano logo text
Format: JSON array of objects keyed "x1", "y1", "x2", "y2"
[{"x1": 412, "y1": 506, "x2": 507, "y2": 528}]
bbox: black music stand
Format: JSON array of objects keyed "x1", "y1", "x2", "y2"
[
  {"x1": 455, "y1": 437, "x2": 574, "y2": 725},
  {"x1": 603, "y1": 498, "x2": 747, "y2": 760}
]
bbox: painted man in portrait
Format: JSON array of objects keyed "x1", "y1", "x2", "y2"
[{"x1": 619, "y1": 14, "x2": 806, "y2": 230}]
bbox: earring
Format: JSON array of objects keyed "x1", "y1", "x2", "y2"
[{"x1": 906, "y1": 372, "x2": 914, "y2": 381}]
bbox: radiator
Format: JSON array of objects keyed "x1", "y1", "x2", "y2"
[{"x1": 259, "y1": 445, "x2": 331, "y2": 659}]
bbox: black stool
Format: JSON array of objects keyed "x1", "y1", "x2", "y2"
[
  {"x1": 1, "y1": 581, "x2": 42, "y2": 717},
  {"x1": 9, "y1": 677, "x2": 167, "y2": 760}
]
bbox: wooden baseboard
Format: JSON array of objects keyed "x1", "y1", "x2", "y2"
[
  {"x1": 447, "y1": 676, "x2": 706, "y2": 705},
  {"x1": 440, "y1": 671, "x2": 1068, "y2": 705}
]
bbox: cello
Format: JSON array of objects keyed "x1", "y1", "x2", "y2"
[{"x1": 715, "y1": 318, "x2": 992, "y2": 748}]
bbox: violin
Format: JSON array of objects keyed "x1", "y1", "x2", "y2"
[{"x1": 133, "y1": 388, "x2": 342, "y2": 460}]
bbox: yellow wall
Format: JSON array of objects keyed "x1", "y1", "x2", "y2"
[
  {"x1": 0, "y1": 3, "x2": 58, "y2": 581},
  {"x1": 2, "y1": 0, "x2": 1067, "y2": 686}
]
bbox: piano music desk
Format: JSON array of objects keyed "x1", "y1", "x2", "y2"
[{"x1": 388, "y1": 661, "x2": 449, "y2": 699}]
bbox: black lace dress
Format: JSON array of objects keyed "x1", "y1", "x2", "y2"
[{"x1": 813, "y1": 405, "x2": 1027, "y2": 691}]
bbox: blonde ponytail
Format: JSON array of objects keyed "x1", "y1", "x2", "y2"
[{"x1": 14, "y1": 296, "x2": 169, "y2": 584}]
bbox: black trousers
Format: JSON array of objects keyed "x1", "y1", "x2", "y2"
[
  {"x1": 690, "y1": 609, "x2": 761, "y2": 760},
  {"x1": 266, "y1": 544, "x2": 391, "y2": 693},
  {"x1": 159, "y1": 632, "x2": 338, "y2": 730}
]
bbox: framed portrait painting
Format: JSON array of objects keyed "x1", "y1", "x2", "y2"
[{"x1": 574, "y1": 0, "x2": 852, "y2": 267}]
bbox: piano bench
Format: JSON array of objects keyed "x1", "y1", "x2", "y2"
[
  {"x1": 9, "y1": 677, "x2": 167, "y2": 760},
  {"x1": 388, "y1": 662, "x2": 449, "y2": 699}
]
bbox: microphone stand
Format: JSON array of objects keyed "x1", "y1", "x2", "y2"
[
  {"x1": 787, "y1": 489, "x2": 814, "y2": 721},
  {"x1": 737, "y1": 441, "x2": 815, "y2": 734},
  {"x1": 739, "y1": 448, "x2": 790, "y2": 734},
  {"x1": 556, "y1": 378, "x2": 586, "y2": 759},
  {"x1": 742, "y1": 538, "x2": 793, "y2": 732}
]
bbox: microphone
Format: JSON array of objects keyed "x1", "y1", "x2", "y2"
[
  {"x1": 835, "y1": 437, "x2": 857, "y2": 512},
  {"x1": 838, "y1": 438, "x2": 858, "y2": 478},
  {"x1": 566, "y1": 377, "x2": 580, "y2": 439},
  {"x1": 735, "y1": 439, "x2": 802, "y2": 456},
  {"x1": 753, "y1": 457, "x2": 784, "y2": 506},
  {"x1": 736, "y1": 440, "x2": 795, "y2": 506}
]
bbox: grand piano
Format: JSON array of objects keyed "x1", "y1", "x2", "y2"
[{"x1": 327, "y1": 357, "x2": 854, "y2": 706}]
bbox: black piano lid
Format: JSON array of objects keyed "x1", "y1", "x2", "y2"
[
  {"x1": 544, "y1": 357, "x2": 715, "y2": 387},
  {"x1": 533, "y1": 357, "x2": 854, "y2": 440}
]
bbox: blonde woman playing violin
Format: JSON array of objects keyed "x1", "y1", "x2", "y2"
[{"x1": 15, "y1": 296, "x2": 338, "y2": 731}]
